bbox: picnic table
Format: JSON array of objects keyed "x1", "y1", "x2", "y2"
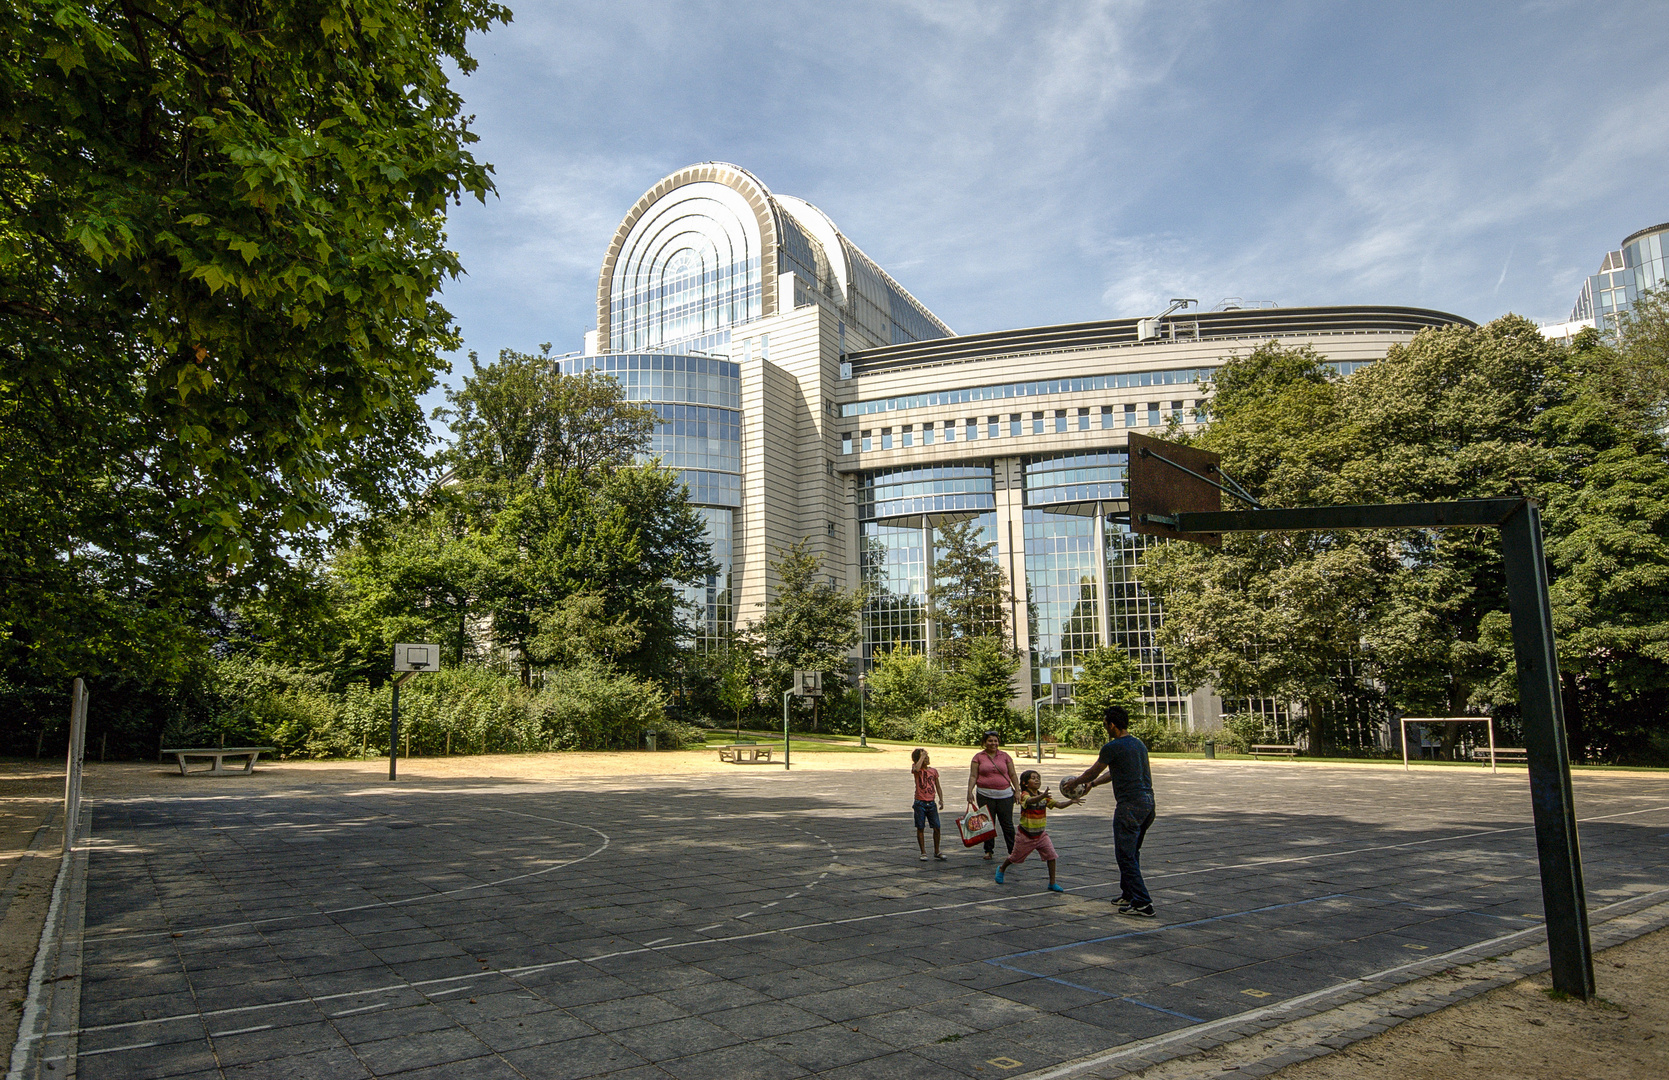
[
  {"x1": 717, "y1": 743, "x2": 775, "y2": 764},
  {"x1": 161, "y1": 747, "x2": 275, "y2": 776}
]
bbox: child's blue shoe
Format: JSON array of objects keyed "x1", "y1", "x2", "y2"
[
  {"x1": 994, "y1": 867, "x2": 1005, "y2": 884},
  {"x1": 1048, "y1": 883, "x2": 1065, "y2": 893}
]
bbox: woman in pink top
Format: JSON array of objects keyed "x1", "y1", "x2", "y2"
[{"x1": 965, "y1": 731, "x2": 1022, "y2": 860}]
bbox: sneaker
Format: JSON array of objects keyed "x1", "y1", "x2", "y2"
[
  {"x1": 1120, "y1": 903, "x2": 1156, "y2": 918},
  {"x1": 920, "y1": 853, "x2": 929, "y2": 861},
  {"x1": 1115, "y1": 899, "x2": 1133, "y2": 913},
  {"x1": 994, "y1": 867, "x2": 1006, "y2": 884},
  {"x1": 1047, "y1": 883, "x2": 1064, "y2": 893}
]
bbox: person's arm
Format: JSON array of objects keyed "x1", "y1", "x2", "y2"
[
  {"x1": 967, "y1": 758, "x2": 979, "y2": 807},
  {"x1": 1006, "y1": 754, "x2": 1021, "y2": 793},
  {"x1": 1072, "y1": 760, "x2": 1109, "y2": 790},
  {"x1": 934, "y1": 773, "x2": 945, "y2": 809}
]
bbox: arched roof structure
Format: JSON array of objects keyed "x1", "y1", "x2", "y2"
[{"x1": 596, "y1": 162, "x2": 950, "y2": 353}]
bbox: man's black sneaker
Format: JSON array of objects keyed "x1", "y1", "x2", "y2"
[{"x1": 1120, "y1": 903, "x2": 1156, "y2": 918}]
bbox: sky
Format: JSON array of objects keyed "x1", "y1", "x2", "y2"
[{"x1": 432, "y1": 0, "x2": 1669, "y2": 397}]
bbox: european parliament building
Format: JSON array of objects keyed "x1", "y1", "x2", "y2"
[{"x1": 571, "y1": 162, "x2": 1470, "y2": 729}]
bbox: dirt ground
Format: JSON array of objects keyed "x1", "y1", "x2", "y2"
[
  {"x1": 4, "y1": 749, "x2": 1666, "y2": 1078},
  {"x1": 1265, "y1": 927, "x2": 1669, "y2": 1080},
  {"x1": 0, "y1": 763, "x2": 67, "y2": 1067}
]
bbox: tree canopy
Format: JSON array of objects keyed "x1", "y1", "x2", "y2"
[
  {"x1": 1139, "y1": 310, "x2": 1669, "y2": 761},
  {"x1": 0, "y1": 0, "x2": 510, "y2": 684}
]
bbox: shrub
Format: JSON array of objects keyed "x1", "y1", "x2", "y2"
[
  {"x1": 1216, "y1": 714, "x2": 1268, "y2": 754},
  {"x1": 536, "y1": 663, "x2": 667, "y2": 750},
  {"x1": 1130, "y1": 719, "x2": 1202, "y2": 753}
]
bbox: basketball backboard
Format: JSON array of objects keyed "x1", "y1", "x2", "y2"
[
  {"x1": 394, "y1": 643, "x2": 440, "y2": 672},
  {"x1": 793, "y1": 670, "x2": 823, "y2": 697},
  {"x1": 1127, "y1": 431, "x2": 1224, "y2": 547}
]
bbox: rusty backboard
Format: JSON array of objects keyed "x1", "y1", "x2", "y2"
[{"x1": 1127, "y1": 431, "x2": 1223, "y2": 547}]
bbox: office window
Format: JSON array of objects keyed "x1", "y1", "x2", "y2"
[
  {"x1": 1100, "y1": 405, "x2": 1114, "y2": 429},
  {"x1": 761, "y1": 334, "x2": 769, "y2": 361},
  {"x1": 923, "y1": 422, "x2": 935, "y2": 446},
  {"x1": 1147, "y1": 403, "x2": 1160, "y2": 427},
  {"x1": 1123, "y1": 404, "x2": 1137, "y2": 427},
  {"x1": 966, "y1": 418, "x2": 979, "y2": 441},
  {"x1": 828, "y1": 520, "x2": 837, "y2": 536},
  {"x1": 841, "y1": 433, "x2": 853, "y2": 455},
  {"x1": 901, "y1": 424, "x2": 913, "y2": 448},
  {"x1": 988, "y1": 415, "x2": 1000, "y2": 439},
  {"x1": 1009, "y1": 414, "x2": 1022, "y2": 438},
  {"x1": 942, "y1": 421, "x2": 954, "y2": 443},
  {"x1": 861, "y1": 430, "x2": 873, "y2": 452},
  {"x1": 1170, "y1": 400, "x2": 1184, "y2": 423},
  {"x1": 1054, "y1": 409, "x2": 1068, "y2": 433},
  {"x1": 1077, "y1": 407, "x2": 1090, "y2": 431},
  {"x1": 881, "y1": 427, "x2": 893, "y2": 450},
  {"x1": 1031, "y1": 411, "x2": 1044, "y2": 435}
]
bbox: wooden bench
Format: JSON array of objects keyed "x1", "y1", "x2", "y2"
[
  {"x1": 1250, "y1": 744, "x2": 1299, "y2": 759},
  {"x1": 1032, "y1": 740, "x2": 1059, "y2": 760},
  {"x1": 718, "y1": 744, "x2": 775, "y2": 764},
  {"x1": 162, "y1": 747, "x2": 275, "y2": 776},
  {"x1": 1470, "y1": 746, "x2": 1529, "y2": 763}
]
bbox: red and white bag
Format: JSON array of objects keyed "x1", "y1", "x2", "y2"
[{"x1": 957, "y1": 809, "x2": 996, "y2": 848}]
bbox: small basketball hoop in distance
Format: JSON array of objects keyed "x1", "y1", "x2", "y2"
[
  {"x1": 793, "y1": 670, "x2": 823, "y2": 698},
  {"x1": 1127, "y1": 431, "x2": 1224, "y2": 547},
  {"x1": 394, "y1": 643, "x2": 440, "y2": 672}
]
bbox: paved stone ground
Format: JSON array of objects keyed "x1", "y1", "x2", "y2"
[{"x1": 52, "y1": 761, "x2": 1669, "y2": 1079}]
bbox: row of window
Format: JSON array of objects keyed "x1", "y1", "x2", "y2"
[
  {"x1": 839, "y1": 367, "x2": 1218, "y2": 418},
  {"x1": 842, "y1": 402, "x2": 1197, "y2": 453}
]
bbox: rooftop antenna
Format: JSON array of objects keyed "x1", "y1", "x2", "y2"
[{"x1": 1137, "y1": 298, "x2": 1197, "y2": 342}]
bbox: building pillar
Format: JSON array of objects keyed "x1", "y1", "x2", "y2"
[
  {"x1": 1093, "y1": 501, "x2": 1111, "y2": 649},
  {"x1": 921, "y1": 518, "x2": 936, "y2": 658},
  {"x1": 992, "y1": 456, "x2": 1032, "y2": 708}
]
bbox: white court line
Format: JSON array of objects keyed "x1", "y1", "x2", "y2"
[
  {"x1": 75, "y1": 1041, "x2": 160, "y2": 1058},
  {"x1": 51, "y1": 801, "x2": 1669, "y2": 1047},
  {"x1": 209, "y1": 1025, "x2": 272, "y2": 1037},
  {"x1": 424, "y1": 986, "x2": 473, "y2": 998},
  {"x1": 330, "y1": 1002, "x2": 392, "y2": 1017},
  {"x1": 86, "y1": 809, "x2": 610, "y2": 942},
  {"x1": 1021, "y1": 884, "x2": 1669, "y2": 1080}
]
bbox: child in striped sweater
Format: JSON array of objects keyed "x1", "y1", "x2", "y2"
[{"x1": 994, "y1": 770, "x2": 1080, "y2": 892}]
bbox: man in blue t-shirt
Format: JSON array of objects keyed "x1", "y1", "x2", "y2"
[{"x1": 1067, "y1": 705, "x2": 1157, "y2": 917}]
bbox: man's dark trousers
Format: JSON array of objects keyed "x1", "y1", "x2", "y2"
[{"x1": 1114, "y1": 797, "x2": 1156, "y2": 906}]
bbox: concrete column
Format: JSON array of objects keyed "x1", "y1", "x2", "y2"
[
  {"x1": 1092, "y1": 501, "x2": 1111, "y2": 649},
  {"x1": 991, "y1": 456, "x2": 1032, "y2": 708},
  {"x1": 921, "y1": 518, "x2": 936, "y2": 658}
]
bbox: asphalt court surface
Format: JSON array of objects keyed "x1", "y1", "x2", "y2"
[{"x1": 62, "y1": 762, "x2": 1669, "y2": 1079}]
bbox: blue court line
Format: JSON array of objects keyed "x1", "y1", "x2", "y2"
[{"x1": 981, "y1": 893, "x2": 1357, "y2": 1023}]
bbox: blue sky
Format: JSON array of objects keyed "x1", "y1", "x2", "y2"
[{"x1": 434, "y1": 0, "x2": 1669, "y2": 389}]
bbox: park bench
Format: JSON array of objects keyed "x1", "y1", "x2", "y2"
[
  {"x1": 1032, "y1": 740, "x2": 1059, "y2": 760},
  {"x1": 1470, "y1": 746, "x2": 1529, "y2": 764},
  {"x1": 717, "y1": 743, "x2": 775, "y2": 764},
  {"x1": 162, "y1": 747, "x2": 275, "y2": 776},
  {"x1": 1250, "y1": 744, "x2": 1299, "y2": 759}
]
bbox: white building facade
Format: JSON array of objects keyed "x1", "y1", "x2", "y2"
[{"x1": 580, "y1": 162, "x2": 1472, "y2": 728}]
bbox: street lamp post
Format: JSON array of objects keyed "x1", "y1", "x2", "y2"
[{"x1": 858, "y1": 673, "x2": 867, "y2": 747}]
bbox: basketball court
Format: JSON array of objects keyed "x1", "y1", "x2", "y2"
[{"x1": 42, "y1": 757, "x2": 1669, "y2": 1079}]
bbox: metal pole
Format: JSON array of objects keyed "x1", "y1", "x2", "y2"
[
  {"x1": 390, "y1": 672, "x2": 414, "y2": 782},
  {"x1": 1500, "y1": 500, "x2": 1593, "y2": 999},
  {"x1": 1034, "y1": 700, "x2": 1044, "y2": 762},
  {"x1": 859, "y1": 674, "x2": 867, "y2": 747},
  {"x1": 1488, "y1": 716, "x2": 1498, "y2": 774},
  {"x1": 63, "y1": 678, "x2": 87, "y2": 854},
  {"x1": 782, "y1": 690, "x2": 792, "y2": 771},
  {"x1": 1401, "y1": 718, "x2": 1409, "y2": 772}
]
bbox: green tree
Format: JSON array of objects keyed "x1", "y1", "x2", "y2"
[
  {"x1": 867, "y1": 646, "x2": 947, "y2": 721},
  {"x1": 758, "y1": 539, "x2": 865, "y2": 730},
  {"x1": 1069, "y1": 645, "x2": 1149, "y2": 722},
  {"x1": 930, "y1": 518, "x2": 1012, "y2": 667},
  {"x1": 1, "y1": 0, "x2": 510, "y2": 686},
  {"x1": 952, "y1": 635, "x2": 1021, "y2": 734}
]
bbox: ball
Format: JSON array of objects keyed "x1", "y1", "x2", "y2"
[{"x1": 1060, "y1": 776, "x2": 1087, "y2": 799}]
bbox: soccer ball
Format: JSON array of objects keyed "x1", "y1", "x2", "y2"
[{"x1": 1060, "y1": 776, "x2": 1087, "y2": 799}]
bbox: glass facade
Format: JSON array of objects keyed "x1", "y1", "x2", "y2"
[
  {"x1": 841, "y1": 367, "x2": 1218, "y2": 418},
  {"x1": 1570, "y1": 223, "x2": 1669, "y2": 333},
  {"x1": 1024, "y1": 451, "x2": 1126, "y2": 507},
  {"x1": 1023, "y1": 510, "x2": 1102, "y2": 695},
  {"x1": 856, "y1": 464, "x2": 996, "y2": 521},
  {"x1": 860, "y1": 522, "x2": 930, "y2": 664},
  {"x1": 563, "y1": 352, "x2": 741, "y2": 646},
  {"x1": 1105, "y1": 522, "x2": 1189, "y2": 723},
  {"x1": 608, "y1": 181, "x2": 764, "y2": 353}
]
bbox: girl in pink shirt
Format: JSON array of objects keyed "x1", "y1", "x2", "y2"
[{"x1": 911, "y1": 749, "x2": 947, "y2": 860}]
